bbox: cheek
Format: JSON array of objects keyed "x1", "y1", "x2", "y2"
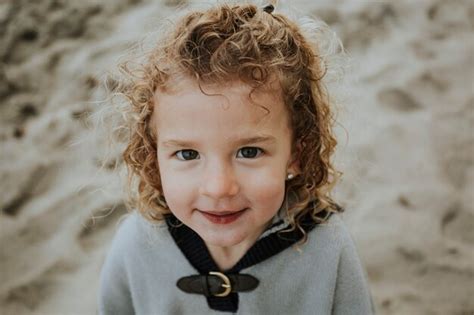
[
  {"x1": 160, "y1": 173, "x2": 198, "y2": 219},
  {"x1": 160, "y1": 173, "x2": 181, "y2": 201},
  {"x1": 157, "y1": 159, "x2": 195, "y2": 209},
  {"x1": 245, "y1": 170, "x2": 286, "y2": 209}
]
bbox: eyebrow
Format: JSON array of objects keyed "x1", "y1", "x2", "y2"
[{"x1": 161, "y1": 135, "x2": 276, "y2": 148}]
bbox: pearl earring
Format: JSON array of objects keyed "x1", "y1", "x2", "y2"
[{"x1": 286, "y1": 173, "x2": 294, "y2": 180}]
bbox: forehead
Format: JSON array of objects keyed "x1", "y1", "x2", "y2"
[{"x1": 152, "y1": 78, "x2": 290, "y2": 140}]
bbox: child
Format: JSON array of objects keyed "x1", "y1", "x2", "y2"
[{"x1": 99, "y1": 2, "x2": 374, "y2": 314}]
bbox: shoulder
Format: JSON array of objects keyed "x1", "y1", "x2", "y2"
[
  {"x1": 107, "y1": 212, "x2": 143, "y2": 248},
  {"x1": 306, "y1": 212, "x2": 358, "y2": 255},
  {"x1": 322, "y1": 214, "x2": 374, "y2": 313},
  {"x1": 105, "y1": 211, "x2": 170, "y2": 260},
  {"x1": 312, "y1": 213, "x2": 353, "y2": 243},
  {"x1": 311, "y1": 213, "x2": 370, "y2": 286},
  {"x1": 109, "y1": 212, "x2": 140, "y2": 243}
]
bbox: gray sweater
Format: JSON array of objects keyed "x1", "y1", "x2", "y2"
[{"x1": 98, "y1": 211, "x2": 374, "y2": 315}]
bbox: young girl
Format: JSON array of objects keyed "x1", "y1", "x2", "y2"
[{"x1": 99, "y1": 2, "x2": 374, "y2": 314}]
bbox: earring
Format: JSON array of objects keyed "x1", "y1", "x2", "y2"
[{"x1": 286, "y1": 173, "x2": 294, "y2": 180}]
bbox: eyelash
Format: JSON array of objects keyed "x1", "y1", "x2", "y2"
[{"x1": 174, "y1": 147, "x2": 264, "y2": 161}]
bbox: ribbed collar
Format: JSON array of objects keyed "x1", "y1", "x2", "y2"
[{"x1": 166, "y1": 202, "x2": 332, "y2": 313}]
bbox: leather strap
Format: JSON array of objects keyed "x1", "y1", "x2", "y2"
[{"x1": 177, "y1": 272, "x2": 259, "y2": 297}]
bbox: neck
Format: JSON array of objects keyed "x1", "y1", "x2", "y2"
[
  {"x1": 205, "y1": 227, "x2": 266, "y2": 271},
  {"x1": 206, "y1": 247, "x2": 244, "y2": 271}
]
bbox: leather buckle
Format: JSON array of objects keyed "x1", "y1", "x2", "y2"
[
  {"x1": 209, "y1": 271, "x2": 232, "y2": 297},
  {"x1": 176, "y1": 273, "x2": 259, "y2": 297}
]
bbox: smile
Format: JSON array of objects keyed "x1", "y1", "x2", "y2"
[{"x1": 198, "y1": 208, "x2": 248, "y2": 224}]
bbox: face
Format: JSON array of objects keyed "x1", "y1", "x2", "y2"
[{"x1": 153, "y1": 78, "x2": 298, "y2": 252}]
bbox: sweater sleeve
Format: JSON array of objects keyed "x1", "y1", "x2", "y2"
[
  {"x1": 332, "y1": 225, "x2": 375, "y2": 315},
  {"x1": 98, "y1": 215, "x2": 135, "y2": 315}
]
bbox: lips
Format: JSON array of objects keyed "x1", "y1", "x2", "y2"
[{"x1": 198, "y1": 208, "x2": 247, "y2": 224}]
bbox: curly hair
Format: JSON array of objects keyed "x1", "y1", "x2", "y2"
[{"x1": 115, "y1": 2, "x2": 344, "y2": 242}]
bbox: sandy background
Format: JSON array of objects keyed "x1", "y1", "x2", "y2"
[{"x1": 0, "y1": 0, "x2": 473, "y2": 314}]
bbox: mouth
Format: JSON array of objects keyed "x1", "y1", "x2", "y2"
[{"x1": 198, "y1": 208, "x2": 248, "y2": 224}]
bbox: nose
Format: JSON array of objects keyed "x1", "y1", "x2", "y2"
[{"x1": 199, "y1": 163, "x2": 240, "y2": 199}]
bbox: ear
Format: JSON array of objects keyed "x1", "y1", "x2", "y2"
[{"x1": 287, "y1": 140, "x2": 302, "y2": 175}]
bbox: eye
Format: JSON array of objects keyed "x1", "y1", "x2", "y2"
[
  {"x1": 237, "y1": 147, "x2": 263, "y2": 159},
  {"x1": 175, "y1": 149, "x2": 199, "y2": 161}
]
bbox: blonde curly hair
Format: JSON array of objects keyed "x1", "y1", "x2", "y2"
[{"x1": 113, "y1": 2, "x2": 344, "y2": 240}]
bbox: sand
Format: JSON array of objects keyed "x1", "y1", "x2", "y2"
[{"x1": 0, "y1": 0, "x2": 473, "y2": 314}]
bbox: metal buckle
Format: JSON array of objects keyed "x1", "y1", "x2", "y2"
[{"x1": 209, "y1": 271, "x2": 232, "y2": 297}]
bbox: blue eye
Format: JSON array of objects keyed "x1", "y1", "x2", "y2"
[
  {"x1": 176, "y1": 150, "x2": 199, "y2": 161},
  {"x1": 237, "y1": 147, "x2": 263, "y2": 158}
]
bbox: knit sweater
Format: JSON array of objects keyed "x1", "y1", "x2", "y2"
[{"x1": 98, "y1": 209, "x2": 374, "y2": 315}]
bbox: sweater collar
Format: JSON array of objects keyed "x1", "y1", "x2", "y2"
[{"x1": 165, "y1": 200, "x2": 332, "y2": 313}]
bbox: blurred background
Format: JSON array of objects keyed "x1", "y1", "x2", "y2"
[{"x1": 0, "y1": 0, "x2": 472, "y2": 314}]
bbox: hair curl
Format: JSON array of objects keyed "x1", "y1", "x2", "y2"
[{"x1": 115, "y1": 2, "x2": 344, "y2": 243}]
